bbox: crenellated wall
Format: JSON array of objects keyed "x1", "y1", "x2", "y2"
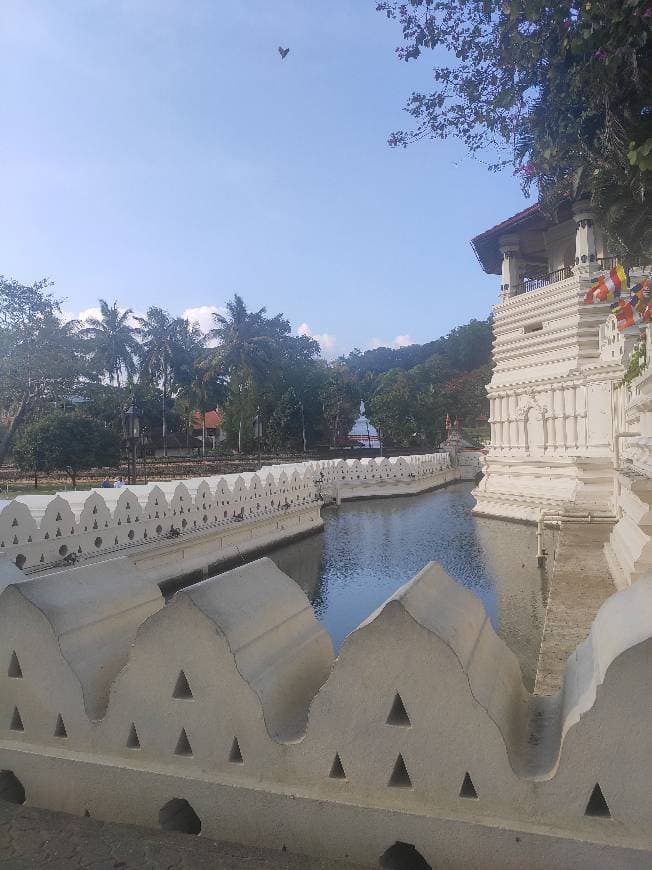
[
  {"x1": 1, "y1": 554, "x2": 652, "y2": 868},
  {"x1": 0, "y1": 454, "x2": 452, "y2": 579}
]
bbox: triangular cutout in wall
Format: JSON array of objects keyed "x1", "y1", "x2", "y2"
[
  {"x1": 127, "y1": 723, "x2": 141, "y2": 749},
  {"x1": 459, "y1": 772, "x2": 478, "y2": 799},
  {"x1": 174, "y1": 728, "x2": 193, "y2": 757},
  {"x1": 54, "y1": 714, "x2": 68, "y2": 738},
  {"x1": 388, "y1": 754, "x2": 412, "y2": 788},
  {"x1": 585, "y1": 783, "x2": 611, "y2": 818},
  {"x1": 10, "y1": 706, "x2": 24, "y2": 732},
  {"x1": 329, "y1": 753, "x2": 347, "y2": 780},
  {"x1": 229, "y1": 737, "x2": 244, "y2": 764},
  {"x1": 386, "y1": 693, "x2": 411, "y2": 727},
  {"x1": 172, "y1": 670, "x2": 193, "y2": 700},
  {"x1": 8, "y1": 651, "x2": 22, "y2": 679}
]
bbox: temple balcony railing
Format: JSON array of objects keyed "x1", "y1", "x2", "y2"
[
  {"x1": 511, "y1": 259, "x2": 649, "y2": 298},
  {"x1": 513, "y1": 267, "x2": 573, "y2": 296}
]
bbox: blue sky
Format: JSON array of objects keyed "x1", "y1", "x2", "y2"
[{"x1": 0, "y1": 1, "x2": 529, "y2": 357}]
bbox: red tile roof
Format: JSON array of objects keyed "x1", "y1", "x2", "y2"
[{"x1": 191, "y1": 409, "x2": 224, "y2": 429}]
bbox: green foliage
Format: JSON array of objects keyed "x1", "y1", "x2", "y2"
[
  {"x1": 1, "y1": 272, "x2": 492, "y2": 460},
  {"x1": 623, "y1": 339, "x2": 648, "y2": 383},
  {"x1": 266, "y1": 388, "x2": 303, "y2": 452},
  {"x1": 0, "y1": 276, "x2": 87, "y2": 463},
  {"x1": 341, "y1": 319, "x2": 492, "y2": 375},
  {"x1": 13, "y1": 414, "x2": 120, "y2": 486},
  {"x1": 378, "y1": 0, "x2": 652, "y2": 256}
]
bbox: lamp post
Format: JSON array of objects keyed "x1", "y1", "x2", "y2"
[{"x1": 123, "y1": 395, "x2": 141, "y2": 486}]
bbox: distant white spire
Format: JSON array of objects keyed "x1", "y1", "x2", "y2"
[{"x1": 360, "y1": 400, "x2": 365, "y2": 417}]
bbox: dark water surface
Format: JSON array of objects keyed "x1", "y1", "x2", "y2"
[{"x1": 266, "y1": 482, "x2": 554, "y2": 690}]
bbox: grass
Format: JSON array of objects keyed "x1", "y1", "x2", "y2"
[{"x1": 0, "y1": 480, "x2": 108, "y2": 499}]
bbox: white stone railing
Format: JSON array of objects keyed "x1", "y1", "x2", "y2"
[{"x1": 0, "y1": 454, "x2": 449, "y2": 572}]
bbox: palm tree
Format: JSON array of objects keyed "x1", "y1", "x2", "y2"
[
  {"x1": 81, "y1": 299, "x2": 140, "y2": 388},
  {"x1": 207, "y1": 294, "x2": 287, "y2": 452},
  {"x1": 135, "y1": 307, "x2": 198, "y2": 457}
]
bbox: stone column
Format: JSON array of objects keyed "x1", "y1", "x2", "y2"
[
  {"x1": 502, "y1": 395, "x2": 511, "y2": 449},
  {"x1": 499, "y1": 234, "x2": 522, "y2": 300},
  {"x1": 546, "y1": 387, "x2": 555, "y2": 450},
  {"x1": 572, "y1": 199, "x2": 598, "y2": 273}
]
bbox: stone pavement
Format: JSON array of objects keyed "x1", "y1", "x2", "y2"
[
  {"x1": 534, "y1": 522, "x2": 615, "y2": 695},
  {"x1": 0, "y1": 801, "x2": 367, "y2": 870}
]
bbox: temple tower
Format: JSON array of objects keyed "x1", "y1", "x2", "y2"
[{"x1": 470, "y1": 201, "x2": 626, "y2": 522}]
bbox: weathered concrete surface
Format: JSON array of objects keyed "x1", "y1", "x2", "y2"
[
  {"x1": 534, "y1": 522, "x2": 615, "y2": 695},
  {"x1": 0, "y1": 801, "x2": 366, "y2": 869}
]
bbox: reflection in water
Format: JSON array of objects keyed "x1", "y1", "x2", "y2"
[{"x1": 267, "y1": 482, "x2": 554, "y2": 690}]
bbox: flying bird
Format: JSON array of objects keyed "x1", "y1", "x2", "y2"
[{"x1": 278, "y1": 46, "x2": 290, "y2": 59}]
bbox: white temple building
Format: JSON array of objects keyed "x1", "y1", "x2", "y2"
[
  {"x1": 347, "y1": 401, "x2": 381, "y2": 449},
  {"x1": 470, "y1": 199, "x2": 649, "y2": 525}
]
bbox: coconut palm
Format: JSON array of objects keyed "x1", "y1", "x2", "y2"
[
  {"x1": 207, "y1": 294, "x2": 288, "y2": 452},
  {"x1": 81, "y1": 299, "x2": 140, "y2": 388},
  {"x1": 135, "y1": 307, "x2": 198, "y2": 457}
]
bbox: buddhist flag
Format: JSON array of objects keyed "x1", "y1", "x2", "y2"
[
  {"x1": 641, "y1": 298, "x2": 652, "y2": 323},
  {"x1": 584, "y1": 265, "x2": 628, "y2": 303},
  {"x1": 611, "y1": 298, "x2": 636, "y2": 331},
  {"x1": 630, "y1": 278, "x2": 652, "y2": 315}
]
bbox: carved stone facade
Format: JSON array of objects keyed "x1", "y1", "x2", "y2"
[{"x1": 471, "y1": 203, "x2": 631, "y2": 522}]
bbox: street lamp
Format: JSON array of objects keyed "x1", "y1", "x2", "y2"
[{"x1": 123, "y1": 395, "x2": 141, "y2": 486}]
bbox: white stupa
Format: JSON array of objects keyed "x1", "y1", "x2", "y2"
[{"x1": 347, "y1": 401, "x2": 381, "y2": 449}]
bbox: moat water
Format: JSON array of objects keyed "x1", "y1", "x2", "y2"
[{"x1": 265, "y1": 482, "x2": 554, "y2": 691}]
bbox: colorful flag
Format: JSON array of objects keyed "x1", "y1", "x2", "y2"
[
  {"x1": 583, "y1": 265, "x2": 628, "y2": 303},
  {"x1": 611, "y1": 298, "x2": 636, "y2": 331},
  {"x1": 630, "y1": 278, "x2": 652, "y2": 315},
  {"x1": 641, "y1": 299, "x2": 652, "y2": 323}
]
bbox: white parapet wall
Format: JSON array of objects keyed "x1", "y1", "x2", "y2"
[
  {"x1": 0, "y1": 454, "x2": 454, "y2": 580},
  {"x1": 2, "y1": 554, "x2": 652, "y2": 868},
  {"x1": 606, "y1": 329, "x2": 652, "y2": 588}
]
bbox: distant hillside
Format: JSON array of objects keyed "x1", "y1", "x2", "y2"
[
  {"x1": 340, "y1": 318, "x2": 493, "y2": 376},
  {"x1": 339, "y1": 318, "x2": 493, "y2": 448}
]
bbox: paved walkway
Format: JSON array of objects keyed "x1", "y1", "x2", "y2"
[
  {"x1": 534, "y1": 522, "x2": 615, "y2": 695},
  {"x1": 0, "y1": 802, "x2": 367, "y2": 870}
]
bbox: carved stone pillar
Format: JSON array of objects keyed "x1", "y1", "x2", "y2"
[
  {"x1": 572, "y1": 199, "x2": 598, "y2": 273},
  {"x1": 503, "y1": 395, "x2": 511, "y2": 449},
  {"x1": 499, "y1": 234, "x2": 522, "y2": 300}
]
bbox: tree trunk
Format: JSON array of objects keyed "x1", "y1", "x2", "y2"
[
  {"x1": 202, "y1": 409, "x2": 206, "y2": 458},
  {"x1": 238, "y1": 414, "x2": 242, "y2": 454},
  {"x1": 0, "y1": 395, "x2": 29, "y2": 466}
]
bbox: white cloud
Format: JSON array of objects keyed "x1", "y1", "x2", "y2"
[
  {"x1": 60, "y1": 306, "x2": 145, "y2": 328},
  {"x1": 296, "y1": 322, "x2": 337, "y2": 357},
  {"x1": 365, "y1": 334, "x2": 415, "y2": 351},
  {"x1": 182, "y1": 304, "x2": 226, "y2": 335}
]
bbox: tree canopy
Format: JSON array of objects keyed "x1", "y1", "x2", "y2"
[
  {"x1": 0, "y1": 273, "x2": 492, "y2": 466},
  {"x1": 13, "y1": 414, "x2": 120, "y2": 488},
  {"x1": 377, "y1": 0, "x2": 652, "y2": 255}
]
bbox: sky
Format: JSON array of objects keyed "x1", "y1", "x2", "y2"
[{"x1": 0, "y1": 0, "x2": 530, "y2": 358}]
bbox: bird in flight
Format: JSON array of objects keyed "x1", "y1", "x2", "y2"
[{"x1": 278, "y1": 46, "x2": 290, "y2": 59}]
